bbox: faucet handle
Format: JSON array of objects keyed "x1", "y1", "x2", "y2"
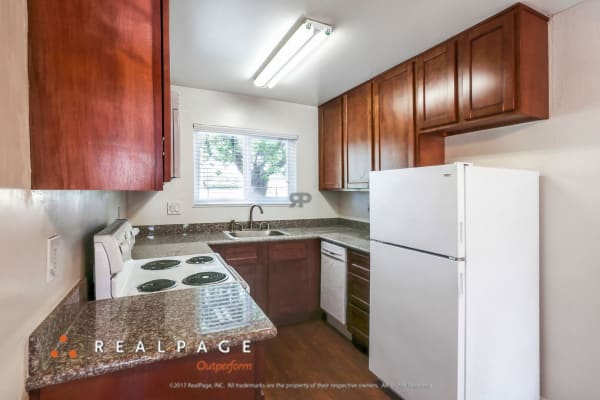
[
  {"x1": 229, "y1": 220, "x2": 243, "y2": 232},
  {"x1": 259, "y1": 221, "x2": 270, "y2": 231}
]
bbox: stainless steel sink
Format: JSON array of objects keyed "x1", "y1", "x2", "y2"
[{"x1": 223, "y1": 230, "x2": 289, "y2": 240}]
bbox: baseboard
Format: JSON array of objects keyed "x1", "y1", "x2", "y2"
[{"x1": 323, "y1": 313, "x2": 352, "y2": 339}]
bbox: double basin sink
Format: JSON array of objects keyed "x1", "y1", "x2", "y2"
[{"x1": 223, "y1": 230, "x2": 289, "y2": 240}]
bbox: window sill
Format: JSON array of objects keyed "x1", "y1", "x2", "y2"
[{"x1": 193, "y1": 202, "x2": 293, "y2": 208}]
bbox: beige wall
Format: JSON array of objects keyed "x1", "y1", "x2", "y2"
[
  {"x1": 0, "y1": 1, "x2": 127, "y2": 399},
  {"x1": 127, "y1": 86, "x2": 339, "y2": 225},
  {"x1": 337, "y1": 192, "x2": 369, "y2": 222},
  {"x1": 0, "y1": 190, "x2": 125, "y2": 400},
  {"x1": 445, "y1": 2, "x2": 600, "y2": 399},
  {"x1": 0, "y1": 0, "x2": 30, "y2": 188}
]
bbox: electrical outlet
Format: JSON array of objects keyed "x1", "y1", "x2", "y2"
[
  {"x1": 167, "y1": 201, "x2": 181, "y2": 215},
  {"x1": 46, "y1": 235, "x2": 61, "y2": 282}
]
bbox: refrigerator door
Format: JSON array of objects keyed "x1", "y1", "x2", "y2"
[
  {"x1": 370, "y1": 163, "x2": 466, "y2": 259},
  {"x1": 369, "y1": 240, "x2": 465, "y2": 400}
]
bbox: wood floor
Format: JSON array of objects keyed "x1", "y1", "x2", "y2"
[{"x1": 263, "y1": 320, "x2": 392, "y2": 400}]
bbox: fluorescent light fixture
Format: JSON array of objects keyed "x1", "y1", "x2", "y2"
[{"x1": 254, "y1": 19, "x2": 332, "y2": 88}]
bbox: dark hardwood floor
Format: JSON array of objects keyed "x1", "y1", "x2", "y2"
[{"x1": 264, "y1": 320, "x2": 391, "y2": 400}]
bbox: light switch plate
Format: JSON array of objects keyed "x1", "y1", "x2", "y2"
[
  {"x1": 46, "y1": 235, "x2": 61, "y2": 282},
  {"x1": 167, "y1": 201, "x2": 181, "y2": 215}
]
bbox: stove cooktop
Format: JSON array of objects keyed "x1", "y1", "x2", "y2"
[
  {"x1": 186, "y1": 255, "x2": 215, "y2": 264},
  {"x1": 141, "y1": 259, "x2": 181, "y2": 270},
  {"x1": 136, "y1": 279, "x2": 177, "y2": 293},
  {"x1": 182, "y1": 271, "x2": 227, "y2": 286},
  {"x1": 112, "y1": 252, "x2": 237, "y2": 298}
]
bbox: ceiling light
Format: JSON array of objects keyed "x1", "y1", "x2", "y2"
[{"x1": 254, "y1": 19, "x2": 332, "y2": 88}]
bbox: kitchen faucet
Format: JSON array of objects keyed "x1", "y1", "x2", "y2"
[{"x1": 248, "y1": 204, "x2": 264, "y2": 230}]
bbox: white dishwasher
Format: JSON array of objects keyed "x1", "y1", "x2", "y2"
[{"x1": 320, "y1": 241, "x2": 347, "y2": 324}]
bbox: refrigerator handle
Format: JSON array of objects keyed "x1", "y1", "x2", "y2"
[{"x1": 459, "y1": 272, "x2": 465, "y2": 295}]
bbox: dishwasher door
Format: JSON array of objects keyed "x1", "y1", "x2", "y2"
[{"x1": 320, "y1": 241, "x2": 347, "y2": 324}]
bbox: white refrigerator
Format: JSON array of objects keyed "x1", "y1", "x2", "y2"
[{"x1": 369, "y1": 163, "x2": 539, "y2": 400}]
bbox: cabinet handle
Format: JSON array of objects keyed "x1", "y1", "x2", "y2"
[{"x1": 350, "y1": 262, "x2": 369, "y2": 273}]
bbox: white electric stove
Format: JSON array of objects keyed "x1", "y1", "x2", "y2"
[{"x1": 93, "y1": 219, "x2": 246, "y2": 300}]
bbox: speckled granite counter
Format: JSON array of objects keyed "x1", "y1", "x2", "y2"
[
  {"x1": 28, "y1": 219, "x2": 366, "y2": 391},
  {"x1": 133, "y1": 225, "x2": 370, "y2": 259},
  {"x1": 27, "y1": 282, "x2": 276, "y2": 391}
]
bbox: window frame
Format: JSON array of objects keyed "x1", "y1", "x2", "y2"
[{"x1": 192, "y1": 124, "x2": 298, "y2": 207}]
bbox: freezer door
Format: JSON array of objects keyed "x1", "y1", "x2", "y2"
[
  {"x1": 370, "y1": 163, "x2": 465, "y2": 258},
  {"x1": 369, "y1": 241, "x2": 465, "y2": 400}
]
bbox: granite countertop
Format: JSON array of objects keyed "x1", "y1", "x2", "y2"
[
  {"x1": 133, "y1": 225, "x2": 370, "y2": 259},
  {"x1": 27, "y1": 282, "x2": 276, "y2": 391},
  {"x1": 27, "y1": 219, "x2": 366, "y2": 391}
]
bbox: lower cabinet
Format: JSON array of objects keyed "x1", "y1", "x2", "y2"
[
  {"x1": 29, "y1": 344, "x2": 263, "y2": 400},
  {"x1": 347, "y1": 250, "x2": 371, "y2": 351},
  {"x1": 211, "y1": 239, "x2": 321, "y2": 326},
  {"x1": 210, "y1": 243, "x2": 268, "y2": 312},
  {"x1": 267, "y1": 240, "x2": 321, "y2": 325}
]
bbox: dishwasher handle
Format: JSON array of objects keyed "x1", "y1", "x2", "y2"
[{"x1": 321, "y1": 249, "x2": 345, "y2": 262}]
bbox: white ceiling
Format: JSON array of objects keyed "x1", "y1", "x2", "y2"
[{"x1": 170, "y1": 0, "x2": 582, "y2": 106}]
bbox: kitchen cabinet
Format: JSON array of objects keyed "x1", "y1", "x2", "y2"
[
  {"x1": 317, "y1": 3, "x2": 548, "y2": 181},
  {"x1": 346, "y1": 250, "x2": 370, "y2": 351},
  {"x1": 211, "y1": 239, "x2": 321, "y2": 326},
  {"x1": 415, "y1": 40, "x2": 459, "y2": 132},
  {"x1": 268, "y1": 240, "x2": 321, "y2": 325},
  {"x1": 29, "y1": 345, "x2": 262, "y2": 400},
  {"x1": 416, "y1": 134, "x2": 446, "y2": 167},
  {"x1": 28, "y1": 0, "x2": 171, "y2": 190},
  {"x1": 372, "y1": 62, "x2": 416, "y2": 170},
  {"x1": 456, "y1": 4, "x2": 549, "y2": 131},
  {"x1": 319, "y1": 97, "x2": 344, "y2": 190},
  {"x1": 343, "y1": 82, "x2": 373, "y2": 189},
  {"x1": 460, "y1": 11, "x2": 515, "y2": 120},
  {"x1": 210, "y1": 243, "x2": 268, "y2": 312}
]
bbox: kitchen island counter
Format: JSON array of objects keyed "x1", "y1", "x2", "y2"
[{"x1": 26, "y1": 281, "x2": 276, "y2": 391}]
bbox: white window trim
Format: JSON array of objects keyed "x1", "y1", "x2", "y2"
[
  {"x1": 192, "y1": 124, "x2": 298, "y2": 206},
  {"x1": 192, "y1": 124, "x2": 299, "y2": 141}
]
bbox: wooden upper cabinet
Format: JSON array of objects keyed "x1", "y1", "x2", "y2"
[
  {"x1": 415, "y1": 41, "x2": 458, "y2": 132},
  {"x1": 458, "y1": 4, "x2": 549, "y2": 129},
  {"x1": 28, "y1": 0, "x2": 170, "y2": 190},
  {"x1": 373, "y1": 62, "x2": 415, "y2": 170},
  {"x1": 461, "y1": 10, "x2": 515, "y2": 120},
  {"x1": 317, "y1": 3, "x2": 548, "y2": 179},
  {"x1": 319, "y1": 98, "x2": 343, "y2": 190},
  {"x1": 343, "y1": 82, "x2": 373, "y2": 189}
]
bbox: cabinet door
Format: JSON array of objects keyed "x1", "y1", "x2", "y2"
[
  {"x1": 460, "y1": 11, "x2": 515, "y2": 120},
  {"x1": 28, "y1": 0, "x2": 169, "y2": 190},
  {"x1": 415, "y1": 41, "x2": 458, "y2": 131},
  {"x1": 373, "y1": 62, "x2": 415, "y2": 170},
  {"x1": 211, "y1": 244, "x2": 268, "y2": 312},
  {"x1": 343, "y1": 82, "x2": 373, "y2": 189},
  {"x1": 268, "y1": 240, "x2": 320, "y2": 325},
  {"x1": 347, "y1": 303, "x2": 369, "y2": 348},
  {"x1": 319, "y1": 98, "x2": 343, "y2": 190}
]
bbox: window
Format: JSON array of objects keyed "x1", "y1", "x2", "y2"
[{"x1": 193, "y1": 125, "x2": 297, "y2": 205}]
